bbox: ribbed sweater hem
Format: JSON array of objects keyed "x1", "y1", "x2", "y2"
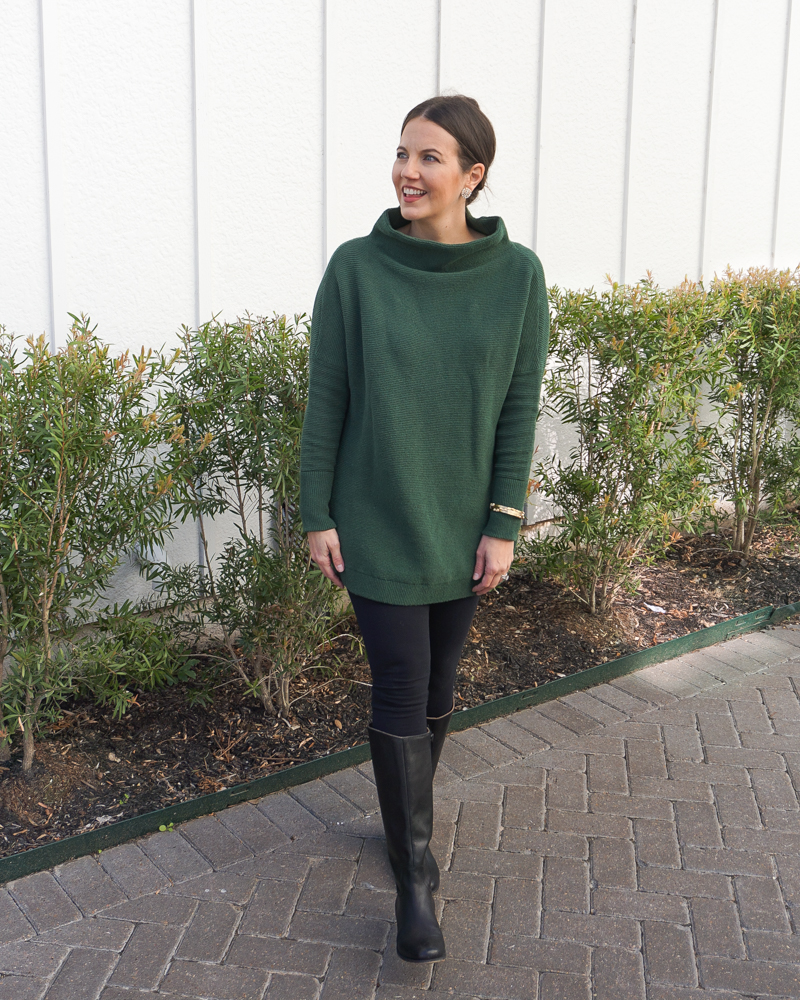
[{"x1": 342, "y1": 566, "x2": 477, "y2": 606}]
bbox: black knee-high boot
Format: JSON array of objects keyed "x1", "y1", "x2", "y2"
[
  {"x1": 369, "y1": 725, "x2": 446, "y2": 963},
  {"x1": 424, "y1": 704, "x2": 455, "y2": 893}
]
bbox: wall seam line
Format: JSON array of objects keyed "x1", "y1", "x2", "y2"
[
  {"x1": 191, "y1": 0, "x2": 209, "y2": 327},
  {"x1": 771, "y1": 0, "x2": 793, "y2": 267},
  {"x1": 619, "y1": 0, "x2": 638, "y2": 285},
  {"x1": 322, "y1": 0, "x2": 328, "y2": 268},
  {"x1": 39, "y1": 0, "x2": 64, "y2": 351},
  {"x1": 190, "y1": 0, "x2": 208, "y2": 576},
  {"x1": 436, "y1": 0, "x2": 442, "y2": 95},
  {"x1": 698, "y1": 0, "x2": 719, "y2": 283},
  {"x1": 532, "y1": 0, "x2": 546, "y2": 254}
]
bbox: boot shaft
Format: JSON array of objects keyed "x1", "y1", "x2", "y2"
[
  {"x1": 368, "y1": 725, "x2": 446, "y2": 964},
  {"x1": 368, "y1": 726, "x2": 434, "y2": 875},
  {"x1": 427, "y1": 707, "x2": 454, "y2": 776}
]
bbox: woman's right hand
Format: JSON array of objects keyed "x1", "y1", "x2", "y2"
[{"x1": 307, "y1": 528, "x2": 345, "y2": 588}]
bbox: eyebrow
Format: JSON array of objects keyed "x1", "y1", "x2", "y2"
[{"x1": 396, "y1": 145, "x2": 445, "y2": 156}]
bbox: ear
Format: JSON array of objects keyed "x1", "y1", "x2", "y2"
[{"x1": 468, "y1": 162, "x2": 485, "y2": 189}]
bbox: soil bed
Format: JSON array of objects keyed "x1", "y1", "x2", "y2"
[{"x1": 2, "y1": 523, "x2": 799, "y2": 860}]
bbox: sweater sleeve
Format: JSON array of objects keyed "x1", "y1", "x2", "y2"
[
  {"x1": 299, "y1": 262, "x2": 350, "y2": 533},
  {"x1": 481, "y1": 256, "x2": 550, "y2": 542}
]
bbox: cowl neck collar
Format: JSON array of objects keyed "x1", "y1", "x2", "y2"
[{"x1": 372, "y1": 207, "x2": 508, "y2": 273}]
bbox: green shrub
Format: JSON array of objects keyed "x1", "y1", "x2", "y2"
[
  {"x1": 148, "y1": 315, "x2": 353, "y2": 717},
  {"x1": 74, "y1": 613, "x2": 198, "y2": 718},
  {"x1": 0, "y1": 320, "x2": 185, "y2": 769},
  {"x1": 701, "y1": 267, "x2": 800, "y2": 554},
  {"x1": 2, "y1": 610, "x2": 196, "y2": 728},
  {"x1": 3, "y1": 267, "x2": 795, "y2": 770},
  {"x1": 519, "y1": 280, "x2": 714, "y2": 613}
]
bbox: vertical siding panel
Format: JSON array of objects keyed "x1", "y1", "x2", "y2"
[
  {"x1": 325, "y1": 0, "x2": 437, "y2": 258},
  {"x1": 0, "y1": 2, "x2": 51, "y2": 340},
  {"x1": 205, "y1": 0, "x2": 324, "y2": 320},
  {"x1": 191, "y1": 0, "x2": 210, "y2": 328},
  {"x1": 532, "y1": 0, "x2": 547, "y2": 253},
  {"x1": 774, "y1": 1, "x2": 800, "y2": 268},
  {"x1": 703, "y1": 0, "x2": 789, "y2": 277},
  {"x1": 536, "y1": 0, "x2": 635, "y2": 290},
  {"x1": 57, "y1": 1, "x2": 196, "y2": 351},
  {"x1": 618, "y1": 0, "x2": 637, "y2": 285},
  {"x1": 41, "y1": 0, "x2": 67, "y2": 349},
  {"x1": 626, "y1": 0, "x2": 716, "y2": 285},
  {"x1": 438, "y1": 0, "x2": 543, "y2": 250}
]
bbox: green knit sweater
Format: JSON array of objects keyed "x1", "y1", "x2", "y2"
[{"x1": 300, "y1": 207, "x2": 549, "y2": 605}]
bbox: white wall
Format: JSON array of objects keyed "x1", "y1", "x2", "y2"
[
  {"x1": 777, "y1": 0, "x2": 800, "y2": 263},
  {"x1": 58, "y1": 2, "x2": 197, "y2": 353},
  {"x1": 0, "y1": 3, "x2": 51, "y2": 339},
  {"x1": 703, "y1": 0, "x2": 792, "y2": 277},
  {"x1": 206, "y1": 0, "x2": 324, "y2": 332},
  {"x1": 3, "y1": 0, "x2": 798, "y2": 352},
  {"x1": 626, "y1": 0, "x2": 717, "y2": 285},
  {"x1": 1, "y1": 0, "x2": 798, "y2": 591}
]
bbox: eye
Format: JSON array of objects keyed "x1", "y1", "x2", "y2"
[
  {"x1": 423, "y1": 155, "x2": 439, "y2": 162},
  {"x1": 396, "y1": 151, "x2": 408, "y2": 160}
]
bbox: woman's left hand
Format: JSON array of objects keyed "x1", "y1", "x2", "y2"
[{"x1": 472, "y1": 535, "x2": 514, "y2": 595}]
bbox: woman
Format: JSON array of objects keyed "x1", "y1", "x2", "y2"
[{"x1": 300, "y1": 95, "x2": 549, "y2": 963}]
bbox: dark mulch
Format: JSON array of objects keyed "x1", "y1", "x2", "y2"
[{"x1": 1, "y1": 522, "x2": 798, "y2": 860}]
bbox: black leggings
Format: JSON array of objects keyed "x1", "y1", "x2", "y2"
[{"x1": 349, "y1": 592, "x2": 479, "y2": 738}]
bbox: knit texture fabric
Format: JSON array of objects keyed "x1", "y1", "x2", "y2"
[{"x1": 300, "y1": 207, "x2": 549, "y2": 605}]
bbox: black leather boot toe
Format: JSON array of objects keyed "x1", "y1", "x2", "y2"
[{"x1": 395, "y1": 871, "x2": 445, "y2": 963}]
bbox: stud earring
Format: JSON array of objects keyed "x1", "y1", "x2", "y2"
[{"x1": 461, "y1": 187, "x2": 471, "y2": 199}]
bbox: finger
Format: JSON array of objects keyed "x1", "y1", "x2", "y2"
[
  {"x1": 325, "y1": 539, "x2": 344, "y2": 587},
  {"x1": 488, "y1": 571, "x2": 506, "y2": 592},
  {"x1": 322, "y1": 554, "x2": 344, "y2": 589},
  {"x1": 472, "y1": 549, "x2": 485, "y2": 582},
  {"x1": 473, "y1": 567, "x2": 496, "y2": 594},
  {"x1": 309, "y1": 546, "x2": 327, "y2": 572},
  {"x1": 323, "y1": 564, "x2": 345, "y2": 588},
  {"x1": 475, "y1": 563, "x2": 506, "y2": 594},
  {"x1": 328, "y1": 540, "x2": 345, "y2": 574},
  {"x1": 310, "y1": 545, "x2": 344, "y2": 588}
]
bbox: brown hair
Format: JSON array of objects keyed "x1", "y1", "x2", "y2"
[{"x1": 402, "y1": 95, "x2": 496, "y2": 206}]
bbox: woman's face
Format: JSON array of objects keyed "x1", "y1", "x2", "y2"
[{"x1": 392, "y1": 117, "x2": 482, "y2": 222}]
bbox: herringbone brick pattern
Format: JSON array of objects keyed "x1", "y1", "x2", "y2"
[{"x1": 2, "y1": 623, "x2": 800, "y2": 998}]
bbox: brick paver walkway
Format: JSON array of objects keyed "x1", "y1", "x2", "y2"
[{"x1": 3, "y1": 623, "x2": 800, "y2": 999}]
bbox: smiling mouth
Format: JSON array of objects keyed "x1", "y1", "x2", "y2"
[{"x1": 402, "y1": 187, "x2": 427, "y2": 197}]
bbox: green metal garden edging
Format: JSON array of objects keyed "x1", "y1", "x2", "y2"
[{"x1": 2, "y1": 601, "x2": 798, "y2": 885}]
